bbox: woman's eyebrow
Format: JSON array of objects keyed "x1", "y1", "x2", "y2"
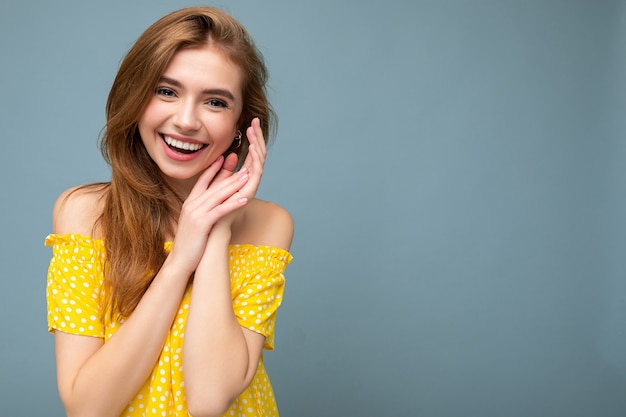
[
  {"x1": 202, "y1": 88, "x2": 235, "y2": 101},
  {"x1": 159, "y1": 75, "x2": 235, "y2": 100},
  {"x1": 159, "y1": 75, "x2": 183, "y2": 88}
]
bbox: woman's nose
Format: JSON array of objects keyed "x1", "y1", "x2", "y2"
[{"x1": 172, "y1": 101, "x2": 201, "y2": 132}]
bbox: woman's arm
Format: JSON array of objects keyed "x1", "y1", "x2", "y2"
[
  {"x1": 51, "y1": 188, "x2": 194, "y2": 417},
  {"x1": 52, "y1": 157, "x2": 251, "y2": 417},
  {"x1": 183, "y1": 206, "x2": 293, "y2": 417},
  {"x1": 183, "y1": 118, "x2": 294, "y2": 417},
  {"x1": 54, "y1": 258, "x2": 191, "y2": 417}
]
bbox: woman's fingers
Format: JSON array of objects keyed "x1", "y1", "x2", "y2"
[
  {"x1": 191, "y1": 168, "x2": 248, "y2": 212},
  {"x1": 213, "y1": 152, "x2": 239, "y2": 183},
  {"x1": 240, "y1": 118, "x2": 266, "y2": 195},
  {"x1": 248, "y1": 118, "x2": 267, "y2": 161},
  {"x1": 184, "y1": 117, "x2": 266, "y2": 229},
  {"x1": 187, "y1": 155, "x2": 224, "y2": 200},
  {"x1": 239, "y1": 118, "x2": 266, "y2": 181}
]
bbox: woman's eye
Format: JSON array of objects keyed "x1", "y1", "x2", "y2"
[
  {"x1": 156, "y1": 87, "x2": 176, "y2": 97},
  {"x1": 208, "y1": 99, "x2": 227, "y2": 108}
]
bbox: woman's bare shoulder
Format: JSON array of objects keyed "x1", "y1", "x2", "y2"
[
  {"x1": 52, "y1": 184, "x2": 108, "y2": 237},
  {"x1": 231, "y1": 198, "x2": 294, "y2": 251}
]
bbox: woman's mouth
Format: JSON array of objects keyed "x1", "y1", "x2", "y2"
[{"x1": 161, "y1": 135, "x2": 207, "y2": 154}]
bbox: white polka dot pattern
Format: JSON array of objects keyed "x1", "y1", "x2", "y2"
[{"x1": 45, "y1": 234, "x2": 293, "y2": 417}]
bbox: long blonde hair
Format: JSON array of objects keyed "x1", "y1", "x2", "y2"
[{"x1": 98, "y1": 6, "x2": 275, "y2": 318}]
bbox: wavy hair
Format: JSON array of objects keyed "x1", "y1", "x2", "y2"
[{"x1": 97, "y1": 6, "x2": 276, "y2": 319}]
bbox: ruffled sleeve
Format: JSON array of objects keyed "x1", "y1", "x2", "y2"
[
  {"x1": 44, "y1": 234, "x2": 105, "y2": 337},
  {"x1": 229, "y1": 245, "x2": 293, "y2": 350}
]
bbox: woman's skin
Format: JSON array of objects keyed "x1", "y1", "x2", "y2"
[{"x1": 51, "y1": 45, "x2": 294, "y2": 417}]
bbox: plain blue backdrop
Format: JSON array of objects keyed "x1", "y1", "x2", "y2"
[{"x1": 1, "y1": 1, "x2": 625, "y2": 416}]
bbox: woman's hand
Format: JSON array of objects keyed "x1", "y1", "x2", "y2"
[
  {"x1": 168, "y1": 154, "x2": 250, "y2": 276},
  {"x1": 182, "y1": 118, "x2": 269, "y2": 416},
  {"x1": 214, "y1": 117, "x2": 267, "y2": 229}
]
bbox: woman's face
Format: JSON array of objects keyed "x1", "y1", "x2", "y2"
[{"x1": 138, "y1": 45, "x2": 243, "y2": 195}]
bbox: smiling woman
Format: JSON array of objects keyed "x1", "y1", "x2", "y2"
[
  {"x1": 139, "y1": 46, "x2": 244, "y2": 184},
  {"x1": 44, "y1": 6, "x2": 293, "y2": 417}
]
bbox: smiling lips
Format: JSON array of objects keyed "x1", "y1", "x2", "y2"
[{"x1": 162, "y1": 135, "x2": 207, "y2": 154}]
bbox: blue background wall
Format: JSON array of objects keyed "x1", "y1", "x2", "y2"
[{"x1": 1, "y1": 1, "x2": 624, "y2": 416}]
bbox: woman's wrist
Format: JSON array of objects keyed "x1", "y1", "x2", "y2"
[
  {"x1": 207, "y1": 221, "x2": 233, "y2": 245},
  {"x1": 159, "y1": 251, "x2": 196, "y2": 284}
]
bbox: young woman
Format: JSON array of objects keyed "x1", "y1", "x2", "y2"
[{"x1": 45, "y1": 7, "x2": 293, "y2": 417}]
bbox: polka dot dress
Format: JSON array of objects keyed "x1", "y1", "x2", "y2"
[{"x1": 45, "y1": 234, "x2": 293, "y2": 417}]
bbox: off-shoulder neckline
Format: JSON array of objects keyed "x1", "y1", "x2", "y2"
[{"x1": 45, "y1": 233, "x2": 292, "y2": 256}]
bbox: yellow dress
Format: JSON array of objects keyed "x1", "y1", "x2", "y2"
[{"x1": 45, "y1": 234, "x2": 293, "y2": 417}]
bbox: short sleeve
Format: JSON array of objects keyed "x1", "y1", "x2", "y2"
[
  {"x1": 229, "y1": 245, "x2": 293, "y2": 350},
  {"x1": 45, "y1": 234, "x2": 105, "y2": 337}
]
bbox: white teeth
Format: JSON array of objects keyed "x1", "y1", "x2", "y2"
[{"x1": 163, "y1": 136, "x2": 204, "y2": 151}]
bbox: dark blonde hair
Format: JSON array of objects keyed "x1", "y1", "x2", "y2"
[{"x1": 98, "y1": 6, "x2": 276, "y2": 318}]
